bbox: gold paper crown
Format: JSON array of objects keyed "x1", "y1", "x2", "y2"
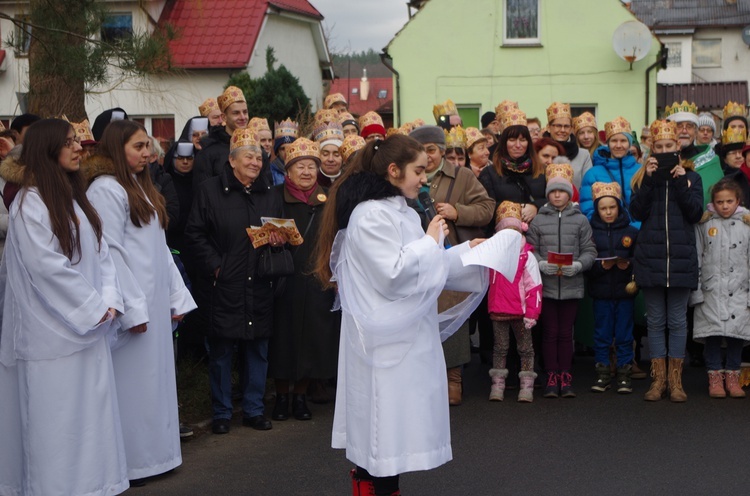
[
  {"x1": 285, "y1": 138, "x2": 320, "y2": 165},
  {"x1": 465, "y1": 127, "x2": 485, "y2": 149},
  {"x1": 591, "y1": 182, "x2": 622, "y2": 202},
  {"x1": 496, "y1": 201, "x2": 522, "y2": 222},
  {"x1": 649, "y1": 119, "x2": 678, "y2": 142},
  {"x1": 433, "y1": 99, "x2": 458, "y2": 123},
  {"x1": 495, "y1": 100, "x2": 519, "y2": 119},
  {"x1": 573, "y1": 112, "x2": 597, "y2": 135},
  {"x1": 230, "y1": 127, "x2": 259, "y2": 152},
  {"x1": 445, "y1": 126, "x2": 467, "y2": 149},
  {"x1": 340, "y1": 134, "x2": 366, "y2": 162},
  {"x1": 386, "y1": 127, "x2": 404, "y2": 138},
  {"x1": 324, "y1": 93, "x2": 347, "y2": 109},
  {"x1": 338, "y1": 112, "x2": 357, "y2": 125},
  {"x1": 723, "y1": 101, "x2": 746, "y2": 120},
  {"x1": 359, "y1": 111, "x2": 384, "y2": 130},
  {"x1": 313, "y1": 122, "x2": 345, "y2": 143},
  {"x1": 72, "y1": 119, "x2": 95, "y2": 143},
  {"x1": 248, "y1": 117, "x2": 271, "y2": 135},
  {"x1": 604, "y1": 117, "x2": 632, "y2": 142},
  {"x1": 199, "y1": 98, "x2": 219, "y2": 117},
  {"x1": 500, "y1": 108, "x2": 527, "y2": 129},
  {"x1": 545, "y1": 162, "x2": 574, "y2": 182},
  {"x1": 722, "y1": 127, "x2": 747, "y2": 145},
  {"x1": 218, "y1": 86, "x2": 246, "y2": 113},
  {"x1": 546, "y1": 102, "x2": 572, "y2": 124},
  {"x1": 664, "y1": 101, "x2": 698, "y2": 118},
  {"x1": 411, "y1": 118, "x2": 426, "y2": 128},
  {"x1": 274, "y1": 118, "x2": 299, "y2": 139},
  {"x1": 314, "y1": 108, "x2": 339, "y2": 126}
]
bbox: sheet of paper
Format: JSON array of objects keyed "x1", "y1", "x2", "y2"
[{"x1": 460, "y1": 229, "x2": 522, "y2": 281}]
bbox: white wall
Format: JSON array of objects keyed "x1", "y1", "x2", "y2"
[
  {"x1": 692, "y1": 28, "x2": 750, "y2": 84},
  {"x1": 656, "y1": 35, "x2": 692, "y2": 84}
]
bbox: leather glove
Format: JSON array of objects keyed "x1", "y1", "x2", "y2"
[
  {"x1": 538, "y1": 261, "x2": 559, "y2": 276},
  {"x1": 523, "y1": 317, "x2": 537, "y2": 329},
  {"x1": 561, "y1": 261, "x2": 582, "y2": 277}
]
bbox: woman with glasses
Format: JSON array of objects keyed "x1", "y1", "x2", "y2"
[{"x1": 544, "y1": 102, "x2": 592, "y2": 189}]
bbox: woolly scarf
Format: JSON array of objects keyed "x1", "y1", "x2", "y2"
[
  {"x1": 500, "y1": 155, "x2": 533, "y2": 174},
  {"x1": 284, "y1": 178, "x2": 316, "y2": 205}
]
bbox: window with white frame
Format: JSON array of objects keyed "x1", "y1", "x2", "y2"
[
  {"x1": 503, "y1": 0, "x2": 540, "y2": 45},
  {"x1": 14, "y1": 15, "x2": 32, "y2": 57},
  {"x1": 665, "y1": 42, "x2": 682, "y2": 68},
  {"x1": 692, "y1": 39, "x2": 721, "y2": 68},
  {"x1": 101, "y1": 13, "x2": 133, "y2": 43}
]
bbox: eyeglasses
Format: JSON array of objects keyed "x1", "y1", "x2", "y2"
[
  {"x1": 64, "y1": 136, "x2": 82, "y2": 148},
  {"x1": 528, "y1": 127, "x2": 541, "y2": 134},
  {"x1": 675, "y1": 122, "x2": 696, "y2": 130},
  {"x1": 550, "y1": 124, "x2": 572, "y2": 131}
]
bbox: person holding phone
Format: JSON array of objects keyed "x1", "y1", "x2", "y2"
[{"x1": 630, "y1": 119, "x2": 704, "y2": 402}]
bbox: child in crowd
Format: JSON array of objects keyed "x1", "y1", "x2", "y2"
[
  {"x1": 691, "y1": 178, "x2": 750, "y2": 399},
  {"x1": 587, "y1": 182, "x2": 639, "y2": 394},
  {"x1": 487, "y1": 201, "x2": 542, "y2": 403},
  {"x1": 526, "y1": 159, "x2": 596, "y2": 398}
]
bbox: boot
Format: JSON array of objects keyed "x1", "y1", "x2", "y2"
[
  {"x1": 644, "y1": 358, "x2": 667, "y2": 401},
  {"x1": 615, "y1": 364, "x2": 633, "y2": 394},
  {"x1": 591, "y1": 363, "x2": 612, "y2": 392},
  {"x1": 543, "y1": 371, "x2": 559, "y2": 398},
  {"x1": 517, "y1": 371, "x2": 537, "y2": 403},
  {"x1": 668, "y1": 358, "x2": 687, "y2": 403},
  {"x1": 724, "y1": 370, "x2": 746, "y2": 399},
  {"x1": 560, "y1": 371, "x2": 576, "y2": 398},
  {"x1": 708, "y1": 370, "x2": 726, "y2": 398},
  {"x1": 488, "y1": 368, "x2": 508, "y2": 401},
  {"x1": 292, "y1": 393, "x2": 312, "y2": 420},
  {"x1": 271, "y1": 393, "x2": 289, "y2": 421},
  {"x1": 631, "y1": 360, "x2": 648, "y2": 380},
  {"x1": 447, "y1": 367, "x2": 463, "y2": 406},
  {"x1": 350, "y1": 468, "x2": 374, "y2": 496}
]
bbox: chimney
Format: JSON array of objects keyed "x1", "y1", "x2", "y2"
[{"x1": 360, "y1": 68, "x2": 370, "y2": 101}]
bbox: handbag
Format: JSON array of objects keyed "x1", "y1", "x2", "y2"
[{"x1": 257, "y1": 247, "x2": 295, "y2": 278}]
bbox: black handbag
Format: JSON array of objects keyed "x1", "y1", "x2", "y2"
[{"x1": 257, "y1": 247, "x2": 295, "y2": 278}]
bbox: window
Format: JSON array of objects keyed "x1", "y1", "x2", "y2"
[
  {"x1": 571, "y1": 105, "x2": 597, "y2": 119},
  {"x1": 457, "y1": 106, "x2": 480, "y2": 128},
  {"x1": 503, "y1": 0, "x2": 540, "y2": 45},
  {"x1": 692, "y1": 39, "x2": 721, "y2": 68},
  {"x1": 101, "y1": 13, "x2": 133, "y2": 43},
  {"x1": 377, "y1": 89, "x2": 388, "y2": 99},
  {"x1": 351, "y1": 88, "x2": 359, "y2": 95},
  {"x1": 131, "y1": 116, "x2": 175, "y2": 142},
  {"x1": 14, "y1": 15, "x2": 32, "y2": 56},
  {"x1": 665, "y1": 42, "x2": 682, "y2": 68}
]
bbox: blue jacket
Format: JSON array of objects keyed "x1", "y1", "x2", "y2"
[
  {"x1": 580, "y1": 146, "x2": 641, "y2": 229},
  {"x1": 270, "y1": 157, "x2": 286, "y2": 186}
]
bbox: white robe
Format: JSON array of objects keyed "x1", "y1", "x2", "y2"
[
  {"x1": 0, "y1": 189, "x2": 128, "y2": 496},
  {"x1": 87, "y1": 176, "x2": 196, "y2": 480},
  {"x1": 330, "y1": 196, "x2": 486, "y2": 477}
]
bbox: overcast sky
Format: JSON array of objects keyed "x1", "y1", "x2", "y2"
[{"x1": 313, "y1": 0, "x2": 411, "y2": 53}]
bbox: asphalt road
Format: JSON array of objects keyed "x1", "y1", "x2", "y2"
[{"x1": 135, "y1": 355, "x2": 750, "y2": 496}]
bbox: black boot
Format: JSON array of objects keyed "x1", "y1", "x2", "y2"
[
  {"x1": 271, "y1": 393, "x2": 289, "y2": 421},
  {"x1": 292, "y1": 393, "x2": 312, "y2": 420}
]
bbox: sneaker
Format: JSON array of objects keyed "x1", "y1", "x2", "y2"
[
  {"x1": 179, "y1": 423, "x2": 194, "y2": 439},
  {"x1": 543, "y1": 371, "x2": 559, "y2": 398},
  {"x1": 615, "y1": 364, "x2": 633, "y2": 394},
  {"x1": 560, "y1": 371, "x2": 576, "y2": 398},
  {"x1": 591, "y1": 363, "x2": 612, "y2": 393}
]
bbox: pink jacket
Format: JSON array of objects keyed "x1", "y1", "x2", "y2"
[{"x1": 488, "y1": 242, "x2": 542, "y2": 320}]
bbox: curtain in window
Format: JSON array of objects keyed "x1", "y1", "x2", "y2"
[{"x1": 506, "y1": 0, "x2": 538, "y2": 40}]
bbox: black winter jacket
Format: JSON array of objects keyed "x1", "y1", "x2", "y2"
[
  {"x1": 587, "y1": 200, "x2": 639, "y2": 299},
  {"x1": 629, "y1": 169, "x2": 703, "y2": 289},
  {"x1": 478, "y1": 165, "x2": 546, "y2": 230}
]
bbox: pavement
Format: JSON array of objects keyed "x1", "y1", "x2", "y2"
[{"x1": 135, "y1": 354, "x2": 750, "y2": 496}]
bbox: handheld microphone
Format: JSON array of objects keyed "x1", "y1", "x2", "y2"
[{"x1": 418, "y1": 191, "x2": 450, "y2": 248}]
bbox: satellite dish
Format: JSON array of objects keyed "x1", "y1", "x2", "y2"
[{"x1": 613, "y1": 20, "x2": 652, "y2": 68}]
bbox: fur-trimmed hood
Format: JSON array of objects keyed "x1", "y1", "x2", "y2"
[
  {"x1": 0, "y1": 154, "x2": 25, "y2": 185},
  {"x1": 335, "y1": 171, "x2": 402, "y2": 229},
  {"x1": 81, "y1": 154, "x2": 116, "y2": 184}
]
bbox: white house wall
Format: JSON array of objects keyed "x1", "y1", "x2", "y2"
[
  {"x1": 655, "y1": 35, "x2": 693, "y2": 84},
  {"x1": 692, "y1": 28, "x2": 750, "y2": 84}
]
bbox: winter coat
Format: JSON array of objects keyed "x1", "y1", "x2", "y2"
[
  {"x1": 478, "y1": 164, "x2": 546, "y2": 230},
  {"x1": 630, "y1": 167, "x2": 703, "y2": 289},
  {"x1": 270, "y1": 156, "x2": 286, "y2": 186},
  {"x1": 184, "y1": 164, "x2": 284, "y2": 340},
  {"x1": 680, "y1": 143, "x2": 723, "y2": 207},
  {"x1": 727, "y1": 168, "x2": 750, "y2": 209},
  {"x1": 488, "y1": 241, "x2": 542, "y2": 319},
  {"x1": 192, "y1": 125, "x2": 231, "y2": 193},
  {"x1": 526, "y1": 202, "x2": 597, "y2": 300},
  {"x1": 580, "y1": 146, "x2": 641, "y2": 228},
  {"x1": 149, "y1": 161, "x2": 180, "y2": 229},
  {"x1": 691, "y1": 206, "x2": 750, "y2": 343},
  {"x1": 587, "y1": 198, "x2": 639, "y2": 300}
]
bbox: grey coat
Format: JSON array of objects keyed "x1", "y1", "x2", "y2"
[{"x1": 526, "y1": 202, "x2": 596, "y2": 300}]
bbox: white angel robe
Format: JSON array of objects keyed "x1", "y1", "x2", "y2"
[
  {"x1": 330, "y1": 196, "x2": 487, "y2": 477},
  {"x1": 87, "y1": 175, "x2": 196, "y2": 480},
  {"x1": 0, "y1": 190, "x2": 128, "y2": 496}
]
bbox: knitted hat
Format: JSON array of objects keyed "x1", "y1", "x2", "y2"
[
  {"x1": 324, "y1": 93, "x2": 347, "y2": 110},
  {"x1": 649, "y1": 119, "x2": 678, "y2": 142},
  {"x1": 664, "y1": 101, "x2": 698, "y2": 125},
  {"x1": 409, "y1": 125, "x2": 446, "y2": 146},
  {"x1": 218, "y1": 86, "x2": 245, "y2": 113},
  {"x1": 230, "y1": 127, "x2": 259, "y2": 152},
  {"x1": 546, "y1": 102, "x2": 572, "y2": 125},
  {"x1": 545, "y1": 160, "x2": 574, "y2": 197},
  {"x1": 494, "y1": 201, "x2": 526, "y2": 232},
  {"x1": 604, "y1": 117, "x2": 632, "y2": 142},
  {"x1": 591, "y1": 181, "x2": 622, "y2": 202},
  {"x1": 340, "y1": 134, "x2": 366, "y2": 163},
  {"x1": 481, "y1": 111, "x2": 497, "y2": 129},
  {"x1": 445, "y1": 126, "x2": 467, "y2": 149},
  {"x1": 199, "y1": 98, "x2": 219, "y2": 117},
  {"x1": 573, "y1": 112, "x2": 597, "y2": 135},
  {"x1": 697, "y1": 112, "x2": 716, "y2": 134},
  {"x1": 274, "y1": 136, "x2": 295, "y2": 155},
  {"x1": 313, "y1": 122, "x2": 345, "y2": 149},
  {"x1": 285, "y1": 138, "x2": 321, "y2": 169},
  {"x1": 359, "y1": 111, "x2": 386, "y2": 139}
]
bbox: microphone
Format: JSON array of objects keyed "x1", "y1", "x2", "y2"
[{"x1": 418, "y1": 191, "x2": 450, "y2": 248}]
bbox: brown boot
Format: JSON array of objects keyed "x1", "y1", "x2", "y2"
[
  {"x1": 725, "y1": 370, "x2": 746, "y2": 398},
  {"x1": 447, "y1": 367, "x2": 462, "y2": 406},
  {"x1": 668, "y1": 358, "x2": 687, "y2": 402},
  {"x1": 644, "y1": 358, "x2": 667, "y2": 401},
  {"x1": 631, "y1": 360, "x2": 648, "y2": 380}
]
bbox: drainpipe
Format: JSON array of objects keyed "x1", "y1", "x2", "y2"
[
  {"x1": 645, "y1": 46, "x2": 668, "y2": 126},
  {"x1": 380, "y1": 50, "x2": 400, "y2": 127}
]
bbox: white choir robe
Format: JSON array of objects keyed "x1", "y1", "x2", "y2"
[
  {"x1": 0, "y1": 190, "x2": 128, "y2": 496},
  {"x1": 87, "y1": 175, "x2": 196, "y2": 480},
  {"x1": 331, "y1": 196, "x2": 486, "y2": 477}
]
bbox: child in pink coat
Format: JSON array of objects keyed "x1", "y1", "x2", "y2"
[{"x1": 487, "y1": 201, "x2": 543, "y2": 402}]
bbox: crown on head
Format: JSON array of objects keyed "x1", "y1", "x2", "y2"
[
  {"x1": 338, "y1": 112, "x2": 357, "y2": 125},
  {"x1": 573, "y1": 112, "x2": 597, "y2": 135},
  {"x1": 230, "y1": 127, "x2": 259, "y2": 152},
  {"x1": 664, "y1": 100, "x2": 698, "y2": 118},
  {"x1": 324, "y1": 93, "x2": 347, "y2": 110},
  {"x1": 465, "y1": 127, "x2": 485, "y2": 149},
  {"x1": 218, "y1": 86, "x2": 246, "y2": 113},
  {"x1": 433, "y1": 99, "x2": 458, "y2": 123},
  {"x1": 411, "y1": 118, "x2": 426, "y2": 128},
  {"x1": 248, "y1": 117, "x2": 271, "y2": 135},
  {"x1": 649, "y1": 119, "x2": 678, "y2": 142},
  {"x1": 340, "y1": 134, "x2": 366, "y2": 162},
  {"x1": 313, "y1": 122, "x2": 345, "y2": 144},
  {"x1": 722, "y1": 126, "x2": 747, "y2": 145},
  {"x1": 72, "y1": 119, "x2": 95, "y2": 143},
  {"x1": 445, "y1": 126, "x2": 467, "y2": 149},
  {"x1": 723, "y1": 101, "x2": 746, "y2": 120},
  {"x1": 494, "y1": 100, "x2": 519, "y2": 119},
  {"x1": 545, "y1": 162, "x2": 574, "y2": 182},
  {"x1": 500, "y1": 108, "x2": 527, "y2": 129},
  {"x1": 496, "y1": 201, "x2": 522, "y2": 222},
  {"x1": 546, "y1": 102, "x2": 572, "y2": 124},
  {"x1": 314, "y1": 108, "x2": 340, "y2": 126},
  {"x1": 274, "y1": 118, "x2": 299, "y2": 139},
  {"x1": 604, "y1": 117, "x2": 632, "y2": 142},
  {"x1": 359, "y1": 111, "x2": 384, "y2": 129},
  {"x1": 285, "y1": 138, "x2": 320, "y2": 165},
  {"x1": 199, "y1": 98, "x2": 219, "y2": 117},
  {"x1": 592, "y1": 181, "x2": 622, "y2": 202}
]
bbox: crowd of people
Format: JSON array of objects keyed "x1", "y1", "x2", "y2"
[{"x1": 1, "y1": 85, "x2": 749, "y2": 496}]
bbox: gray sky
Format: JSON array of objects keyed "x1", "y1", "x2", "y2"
[{"x1": 313, "y1": 0, "x2": 411, "y2": 53}]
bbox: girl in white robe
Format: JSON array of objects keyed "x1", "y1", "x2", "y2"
[
  {"x1": 0, "y1": 119, "x2": 128, "y2": 496},
  {"x1": 314, "y1": 135, "x2": 488, "y2": 495},
  {"x1": 83, "y1": 120, "x2": 196, "y2": 482}
]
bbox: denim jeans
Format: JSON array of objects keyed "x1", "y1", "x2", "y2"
[
  {"x1": 208, "y1": 337, "x2": 269, "y2": 420},
  {"x1": 592, "y1": 298, "x2": 635, "y2": 367},
  {"x1": 704, "y1": 336, "x2": 744, "y2": 371},
  {"x1": 642, "y1": 287, "x2": 690, "y2": 359}
]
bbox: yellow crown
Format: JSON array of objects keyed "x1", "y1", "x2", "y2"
[
  {"x1": 591, "y1": 182, "x2": 622, "y2": 202},
  {"x1": 359, "y1": 111, "x2": 384, "y2": 130},
  {"x1": 445, "y1": 125, "x2": 467, "y2": 149},
  {"x1": 573, "y1": 112, "x2": 597, "y2": 135},
  {"x1": 386, "y1": 127, "x2": 404, "y2": 138},
  {"x1": 248, "y1": 117, "x2": 271, "y2": 135},
  {"x1": 465, "y1": 127, "x2": 485, "y2": 149},
  {"x1": 340, "y1": 134, "x2": 366, "y2": 162},
  {"x1": 285, "y1": 138, "x2": 320, "y2": 165},
  {"x1": 230, "y1": 127, "x2": 259, "y2": 152},
  {"x1": 495, "y1": 100, "x2": 519, "y2": 119},
  {"x1": 496, "y1": 201, "x2": 522, "y2": 222},
  {"x1": 313, "y1": 122, "x2": 345, "y2": 144},
  {"x1": 664, "y1": 100, "x2": 698, "y2": 118},
  {"x1": 338, "y1": 112, "x2": 357, "y2": 125},
  {"x1": 604, "y1": 116, "x2": 632, "y2": 142},
  {"x1": 649, "y1": 119, "x2": 678, "y2": 142},
  {"x1": 433, "y1": 99, "x2": 458, "y2": 123},
  {"x1": 218, "y1": 86, "x2": 246, "y2": 113},
  {"x1": 199, "y1": 97, "x2": 219, "y2": 117},
  {"x1": 314, "y1": 108, "x2": 340, "y2": 126},
  {"x1": 500, "y1": 108, "x2": 527, "y2": 129},
  {"x1": 324, "y1": 93, "x2": 347, "y2": 110},
  {"x1": 72, "y1": 119, "x2": 95, "y2": 143},
  {"x1": 545, "y1": 162, "x2": 574, "y2": 182},
  {"x1": 546, "y1": 102, "x2": 572, "y2": 124},
  {"x1": 723, "y1": 101, "x2": 746, "y2": 120},
  {"x1": 722, "y1": 127, "x2": 747, "y2": 145},
  {"x1": 411, "y1": 118, "x2": 426, "y2": 128},
  {"x1": 274, "y1": 118, "x2": 299, "y2": 139}
]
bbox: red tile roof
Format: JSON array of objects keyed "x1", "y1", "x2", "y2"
[
  {"x1": 160, "y1": 0, "x2": 323, "y2": 69},
  {"x1": 329, "y1": 78, "x2": 394, "y2": 117}
]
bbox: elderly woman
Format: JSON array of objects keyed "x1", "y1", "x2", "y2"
[
  {"x1": 267, "y1": 138, "x2": 340, "y2": 421},
  {"x1": 314, "y1": 122, "x2": 345, "y2": 187},
  {"x1": 185, "y1": 128, "x2": 285, "y2": 434},
  {"x1": 544, "y1": 102, "x2": 592, "y2": 189},
  {"x1": 466, "y1": 127, "x2": 491, "y2": 178}
]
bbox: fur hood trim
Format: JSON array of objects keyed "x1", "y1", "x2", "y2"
[
  {"x1": 335, "y1": 171, "x2": 402, "y2": 229},
  {"x1": 0, "y1": 155, "x2": 25, "y2": 184},
  {"x1": 81, "y1": 154, "x2": 116, "y2": 183}
]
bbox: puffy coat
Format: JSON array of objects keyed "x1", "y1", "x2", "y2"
[
  {"x1": 691, "y1": 206, "x2": 750, "y2": 343},
  {"x1": 184, "y1": 164, "x2": 284, "y2": 340},
  {"x1": 629, "y1": 167, "x2": 703, "y2": 289},
  {"x1": 526, "y1": 202, "x2": 597, "y2": 300},
  {"x1": 587, "y1": 198, "x2": 639, "y2": 299},
  {"x1": 478, "y1": 165, "x2": 546, "y2": 232},
  {"x1": 580, "y1": 146, "x2": 641, "y2": 228},
  {"x1": 488, "y1": 242, "x2": 542, "y2": 319}
]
